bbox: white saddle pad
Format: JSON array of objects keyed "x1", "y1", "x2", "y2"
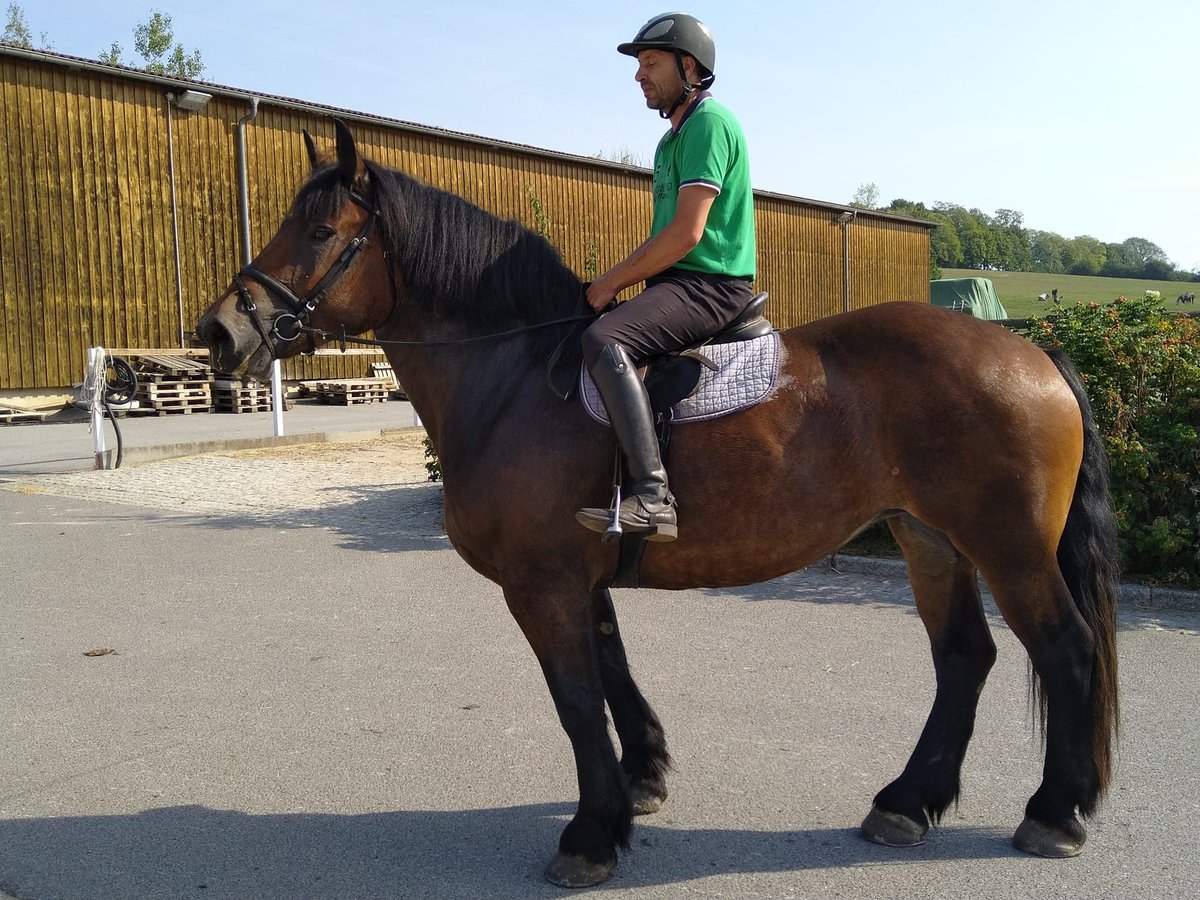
[{"x1": 582, "y1": 332, "x2": 781, "y2": 426}]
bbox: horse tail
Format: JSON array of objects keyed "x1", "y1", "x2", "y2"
[{"x1": 1043, "y1": 346, "x2": 1121, "y2": 810}]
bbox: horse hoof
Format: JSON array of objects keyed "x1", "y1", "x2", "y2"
[
  {"x1": 1013, "y1": 816, "x2": 1086, "y2": 858},
  {"x1": 861, "y1": 805, "x2": 928, "y2": 846},
  {"x1": 544, "y1": 852, "x2": 617, "y2": 888},
  {"x1": 630, "y1": 782, "x2": 666, "y2": 816}
]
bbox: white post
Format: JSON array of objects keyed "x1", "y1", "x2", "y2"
[
  {"x1": 270, "y1": 358, "x2": 284, "y2": 437},
  {"x1": 88, "y1": 347, "x2": 107, "y2": 468}
]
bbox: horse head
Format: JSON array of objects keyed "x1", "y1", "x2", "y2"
[{"x1": 197, "y1": 120, "x2": 396, "y2": 379}]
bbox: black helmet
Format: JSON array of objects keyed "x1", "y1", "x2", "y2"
[{"x1": 618, "y1": 12, "x2": 716, "y2": 85}]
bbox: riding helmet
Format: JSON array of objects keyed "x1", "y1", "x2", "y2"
[{"x1": 618, "y1": 12, "x2": 716, "y2": 85}]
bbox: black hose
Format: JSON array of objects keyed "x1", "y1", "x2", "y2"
[
  {"x1": 102, "y1": 356, "x2": 137, "y2": 470},
  {"x1": 102, "y1": 398, "x2": 124, "y2": 469}
]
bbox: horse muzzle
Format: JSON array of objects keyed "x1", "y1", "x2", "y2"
[{"x1": 196, "y1": 302, "x2": 274, "y2": 379}]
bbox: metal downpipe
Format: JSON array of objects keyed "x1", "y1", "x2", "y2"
[{"x1": 235, "y1": 97, "x2": 259, "y2": 267}]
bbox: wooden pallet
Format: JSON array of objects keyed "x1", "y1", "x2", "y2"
[
  {"x1": 126, "y1": 403, "x2": 209, "y2": 416},
  {"x1": 367, "y1": 362, "x2": 407, "y2": 399},
  {"x1": 306, "y1": 378, "x2": 392, "y2": 406},
  {"x1": 133, "y1": 381, "x2": 212, "y2": 414},
  {"x1": 212, "y1": 379, "x2": 290, "y2": 413},
  {"x1": 0, "y1": 404, "x2": 49, "y2": 425},
  {"x1": 214, "y1": 399, "x2": 274, "y2": 414},
  {"x1": 124, "y1": 353, "x2": 214, "y2": 381}
]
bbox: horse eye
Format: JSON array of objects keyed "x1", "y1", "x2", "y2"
[{"x1": 312, "y1": 225, "x2": 336, "y2": 242}]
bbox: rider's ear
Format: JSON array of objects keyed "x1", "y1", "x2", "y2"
[
  {"x1": 333, "y1": 117, "x2": 361, "y2": 186},
  {"x1": 302, "y1": 129, "x2": 320, "y2": 171}
]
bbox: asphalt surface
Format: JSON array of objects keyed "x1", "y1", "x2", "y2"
[{"x1": 2, "y1": 410, "x2": 1199, "y2": 899}]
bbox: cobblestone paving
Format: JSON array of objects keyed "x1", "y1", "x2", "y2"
[{"x1": 0, "y1": 433, "x2": 445, "y2": 540}]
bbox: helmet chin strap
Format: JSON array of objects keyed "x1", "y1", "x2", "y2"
[{"x1": 660, "y1": 50, "x2": 698, "y2": 120}]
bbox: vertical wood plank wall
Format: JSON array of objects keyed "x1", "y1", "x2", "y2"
[{"x1": 0, "y1": 53, "x2": 931, "y2": 391}]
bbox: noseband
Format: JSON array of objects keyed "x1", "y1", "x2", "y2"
[{"x1": 233, "y1": 190, "x2": 383, "y2": 355}]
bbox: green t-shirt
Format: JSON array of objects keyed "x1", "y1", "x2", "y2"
[{"x1": 651, "y1": 94, "x2": 756, "y2": 279}]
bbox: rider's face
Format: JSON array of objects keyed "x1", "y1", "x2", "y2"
[{"x1": 635, "y1": 50, "x2": 685, "y2": 113}]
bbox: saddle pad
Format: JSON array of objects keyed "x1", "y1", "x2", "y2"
[{"x1": 582, "y1": 332, "x2": 781, "y2": 426}]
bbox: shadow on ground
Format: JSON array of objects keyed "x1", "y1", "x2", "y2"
[{"x1": 0, "y1": 802, "x2": 1020, "y2": 900}]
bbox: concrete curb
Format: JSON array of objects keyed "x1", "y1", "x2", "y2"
[{"x1": 826, "y1": 554, "x2": 1199, "y2": 615}]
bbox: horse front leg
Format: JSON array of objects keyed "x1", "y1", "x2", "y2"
[
  {"x1": 502, "y1": 583, "x2": 631, "y2": 888},
  {"x1": 593, "y1": 588, "x2": 672, "y2": 814}
]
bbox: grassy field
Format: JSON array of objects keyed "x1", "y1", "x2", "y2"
[{"x1": 939, "y1": 268, "x2": 1199, "y2": 320}]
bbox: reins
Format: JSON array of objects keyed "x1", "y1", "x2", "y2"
[
  {"x1": 299, "y1": 308, "x2": 595, "y2": 351},
  {"x1": 300, "y1": 291, "x2": 597, "y2": 403}
]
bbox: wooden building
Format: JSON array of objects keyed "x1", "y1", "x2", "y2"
[{"x1": 0, "y1": 47, "x2": 933, "y2": 395}]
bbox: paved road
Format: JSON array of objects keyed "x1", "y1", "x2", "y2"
[{"x1": 1, "y1": 447, "x2": 1197, "y2": 899}]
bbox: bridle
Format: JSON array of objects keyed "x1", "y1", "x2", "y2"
[{"x1": 233, "y1": 190, "x2": 393, "y2": 356}]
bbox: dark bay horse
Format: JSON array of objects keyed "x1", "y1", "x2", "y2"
[{"x1": 197, "y1": 120, "x2": 1119, "y2": 888}]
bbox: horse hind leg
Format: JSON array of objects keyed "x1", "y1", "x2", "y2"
[
  {"x1": 593, "y1": 588, "x2": 672, "y2": 815},
  {"x1": 987, "y1": 564, "x2": 1110, "y2": 858},
  {"x1": 862, "y1": 514, "x2": 997, "y2": 847}
]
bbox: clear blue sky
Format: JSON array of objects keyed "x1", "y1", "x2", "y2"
[{"x1": 26, "y1": 0, "x2": 1200, "y2": 271}]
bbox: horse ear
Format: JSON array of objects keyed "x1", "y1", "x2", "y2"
[
  {"x1": 302, "y1": 129, "x2": 319, "y2": 171},
  {"x1": 333, "y1": 117, "x2": 361, "y2": 185}
]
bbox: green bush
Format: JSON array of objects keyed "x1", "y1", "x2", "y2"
[
  {"x1": 423, "y1": 437, "x2": 442, "y2": 482},
  {"x1": 1027, "y1": 296, "x2": 1200, "y2": 585}
]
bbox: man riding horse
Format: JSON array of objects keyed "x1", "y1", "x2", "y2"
[{"x1": 575, "y1": 12, "x2": 757, "y2": 543}]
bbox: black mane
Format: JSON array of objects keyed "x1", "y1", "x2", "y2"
[{"x1": 293, "y1": 161, "x2": 586, "y2": 358}]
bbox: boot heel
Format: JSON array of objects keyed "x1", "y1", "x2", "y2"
[{"x1": 645, "y1": 522, "x2": 678, "y2": 542}]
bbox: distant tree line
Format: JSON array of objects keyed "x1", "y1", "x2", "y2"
[
  {"x1": 2, "y1": 3, "x2": 204, "y2": 79},
  {"x1": 851, "y1": 184, "x2": 1198, "y2": 282}
]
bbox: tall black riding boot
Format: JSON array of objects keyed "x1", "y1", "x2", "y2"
[{"x1": 576, "y1": 343, "x2": 678, "y2": 542}]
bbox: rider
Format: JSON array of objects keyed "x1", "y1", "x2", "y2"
[{"x1": 576, "y1": 12, "x2": 757, "y2": 542}]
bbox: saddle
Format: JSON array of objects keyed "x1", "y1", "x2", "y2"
[
  {"x1": 576, "y1": 292, "x2": 775, "y2": 589},
  {"x1": 642, "y1": 291, "x2": 773, "y2": 413}
]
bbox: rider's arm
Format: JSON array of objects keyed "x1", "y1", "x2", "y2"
[{"x1": 585, "y1": 185, "x2": 717, "y2": 311}]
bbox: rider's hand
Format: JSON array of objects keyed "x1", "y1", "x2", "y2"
[{"x1": 586, "y1": 277, "x2": 620, "y2": 312}]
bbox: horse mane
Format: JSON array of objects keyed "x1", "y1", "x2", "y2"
[{"x1": 292, "y1": 160, "x2": 586, "y2": 358}]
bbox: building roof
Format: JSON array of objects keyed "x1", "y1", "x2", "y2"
[{"x1": 0, "y1": 44, "x2": 935, "y2": 230}]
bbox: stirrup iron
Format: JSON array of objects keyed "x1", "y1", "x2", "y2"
[{"x1": 603, "y1": 449, "x2": 623, "y2": 544}]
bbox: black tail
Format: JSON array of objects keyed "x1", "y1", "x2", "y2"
[{"x1": 1043, "y1": 347, "x2": 1120, "y2": 811}]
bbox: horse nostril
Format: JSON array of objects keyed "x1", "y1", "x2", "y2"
[{"x1": 197, "y1": 315, "x2": 235, "y2": 361}]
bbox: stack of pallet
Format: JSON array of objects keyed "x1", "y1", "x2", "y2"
[
  {"x1": 127, "y1": 354, "x2": 213, "y2": 416},
  {"x1": 367, "y1": 362, "x2": 408, "y2": 400},
  {"x1": 212, "y1": 377, "x2": 279, "y2": 414},
  {"x1": 304, "y1": 377, "x2": 393, "y2": 406}
]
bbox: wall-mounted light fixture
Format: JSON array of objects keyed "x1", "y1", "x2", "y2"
[{"x1": 171, "y1": 89, "x2": 212, "y2": 111}]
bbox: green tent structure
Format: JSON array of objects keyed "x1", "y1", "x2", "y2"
[{"x1": 929, "y1": 277, "x2": 1009, "y2": 320}]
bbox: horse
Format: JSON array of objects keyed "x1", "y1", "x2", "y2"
[{"x1": 196, "y1": 120, "x2": 1120, "y2": 888}]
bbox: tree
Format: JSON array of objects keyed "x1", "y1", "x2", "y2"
[
  {"x1": 97, "y1": 41, "x2": 122, "y2": 65},
  {"x1": 94, "y1": 10, "x2": 205, "y2": 77},
  {"x1": 1121, "y1": 236, "x2": 1171, "y2": 269},
  {"x1": 594, "y1": 147, "x2": 648, "y2": 168},
  {"x1": 1065, "y1": 236, "x2": 1106, "y2": 276},
  {"x1": 133, "y1": 9, "x2": 203, "y2": 78},
  {"x1": 2, "y1": 2, "x2": 50, "y2": 49},
  {"x1": 850, "y1": 182, "x2": 879, "y2": 210},
  {"x1": 1029, "y1": 230, "x2": 1068, "y2": 274}
]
